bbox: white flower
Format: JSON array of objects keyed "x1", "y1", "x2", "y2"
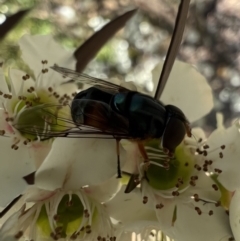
[
  {"x1": 0, "y1": 34, "x2": 77, "y2": 206},
  {"x1": 0, "y1": 188, "x2": 114, "y2": 241},
  {"x1": 110, "y1": 61, "x2": 235, "y2": 240},
  {"x1": 203, "y1": 118, "x2": 240, "y2": 192},
  {"x1": 0, "y1": 146, "x2": 124, "y2": 241},
  {"x1": 120, "y1": 128, "x2": 233, "y2": 240}
]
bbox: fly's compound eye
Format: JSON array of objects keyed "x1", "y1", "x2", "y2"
[{"x1": 161, "y1": 117, "x2": 186, "y2": 156}]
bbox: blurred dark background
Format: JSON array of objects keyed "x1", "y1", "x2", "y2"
[{"x1": 1, "y1": 0, "x2": 240, "y2": 134}]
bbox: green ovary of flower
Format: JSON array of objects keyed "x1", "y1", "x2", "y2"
[
  {"x1": 56, "y1": 194, "x2": 85, "y2": 237},
  {"x1": 12, "y1": 89, "x2": 71, "y2": 140},
  {"x1": 37, "y1": 195, "x2": 87, "y2": 238},
  {"x1": 145, "y1": 140, "x2": 195, "y2": 190}
]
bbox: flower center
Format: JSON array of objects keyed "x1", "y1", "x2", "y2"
[
  {"x1": 142, "y1": 139, "x2": 195, "y2": 191},
  {"x1": 1, "y1": 61, "x2": 77, "y2": 144},
  {"x1": 16, "y1": 190, "x2": 114, "y2": 241}
]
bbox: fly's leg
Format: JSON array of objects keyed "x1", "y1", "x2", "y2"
[
  {"x1": 124, "y1": 173, "x2": 140, "y2": 193},
  {"x1": 116, "y1": 139, "x2": 122, "y2": 178},
  {"x1": 0, "y1": 194, "x2": 22, "y2": 218},
  {"x1": 138, "y1": 142, "x2": 150, "y2": 169},
  {"x1": 138, "y1": 142, "x2": 150, "y2": 182}
]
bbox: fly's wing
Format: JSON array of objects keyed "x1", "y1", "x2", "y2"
[
  {"x1": 13, "y1": 101, "x2": 131, "y2": 141},
  {"x1": 71, "y1": 99, "x2": 129, "y2": 135},
  {"x1": 51, "y1": 65, "x2": 130, "y2": 93}
]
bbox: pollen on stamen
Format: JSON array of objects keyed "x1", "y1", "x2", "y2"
[
  {"x1": 215, "y1": 201, "x2": 221, "y2": 207},
  {"x1": 0, "y1": 130, "x2": 5, "y2": 135},
  {"x1": 0, "y1": 91, "x2": 3, "y2": 95},
  {"x1": 194, "y1": 164, "x2": 202, "y2": 171},
  {"x1": 208, "y1": 210, "x2": 213, "y2": 216},
  {"x1": 198, "y1": 138, "x2": 203, "y2": 143},
  {"x1": 55, "y1": 226, "x2": 63, "y2": 234},
  {"x1": 84, "y1": 209, "x2": 90, "y2": 218},
  {"x1": 3, "y1": 93, "x2": 10, "y2": 99},
  {"x1": 219, "y1": 152, "x2": 223, "y2": 158},
  {"x1": 178, "y1": 177, "x2": 183, "y2": 183},
  {"x1": 143, "y1": 196, "x2": 148, "y2": 204},
  {"x1": 53, "y1": 214, "x2": 60, "y2": 221},
  {"x1": 214, "y1": 168, "x2": 222, "y2": 174},
  {"x1": 194, "y1": 207, "x2": 202, "y2": 215},
  {"x1": 189, "y1": 180, "x2": 196, "y2": 186},
  {"x1": 41, "y1": 60, "x2": 48, "y2": 64},
  {"x1": 14, "y1": 231, "x2": 23, "y2": 239},
  {"x1": 156, "y1": 203, "x2": 164, "y2": 209},
  {"x1": 212, "y1": 184, "x2": 219, "y2": 191},
  {"x1": 29, "y1": 87, "x2": 35, "y2": 92},
  {"x1": 85, "y1": 225, "x2": 92, "y2": 234},
  {"x1": 172, "y1": 191, "x2": 179, "y2": 196},
  {"x1": 195, "y1": 148, "x2": 203, "y2": 155},
  {"x1": 221, "y1": 145, "x2": 225, "y2": 150},
  {"x1": 50, "y1": 232, "x2": 61, "y2": 240},
  {"x1": 191, "y1": 176, "x2": 198, "y2": 181},
  {"x1": 70, "y1": 232, "x2": 78, "y2": 240},
  {"x1": 193, "y1": 194, "x2": 199, "y2": 202},
  {"x1": 203, "y1": 145, "x2": 209, "y2": 149},
  {"x1": 228, "y1": 237, "x2": 235, "y2": 241},
  {"x1": 203, "y1": 166, "x2": 208, "y2": 172}
]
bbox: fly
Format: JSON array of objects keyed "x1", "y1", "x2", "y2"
[{"x1": 1, "y1": 0, "x2": 191, "y2": 219}]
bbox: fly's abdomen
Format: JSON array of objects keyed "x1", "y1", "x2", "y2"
[{"x1": 112, "y1": 92, "x2": 167, "y2": 139}]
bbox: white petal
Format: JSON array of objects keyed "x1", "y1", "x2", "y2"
[
  {"x1": 152, "y1": 61, "x2": 213, "y2": 122},
  {"x1": 8, "y1": 69, "x2": 35, "y2": 96},
  {"x1": 0, "y1": 67, "x2": 9, "y2": 94},
  {"x1": 19, "y1": 35, "x2": 76, "y2": 86},
  {"x1": 188, "y1": 171, "x2": 221, "y2": 201},
  {"x1": 105, "y1": 186, "x2": 157, "y2": 223},
  {"x1": 85, "y1": 176, "x2": 121, "y2": 202},
  {"x1": 55, "y1": 83, "x2": 77, "y2": 96},
  {"x1": 165, "y1": 202, "x2": 232, "y2": 241},
  {"x1": 0, "y1": 204, "x2": 25, "y2": 239},
  {"x1": 121, "y1": 141, "x2": 139, "y2": 174},
  {"x1": 29, "y1": 141, "x2": 52, "y2": 169},
  {"x1": 208, "y1": 123, "x2": 240, "y2": 191},
  {"x1": 0, "y1": 138, "x2": 36, "y2": 206},
  {"x1": 35, "y1": 137, "x2": 126, "y2": 191},
  {"x1": 23, "y1": 186, "x2": 55, "y2": 202},
  {"x1": 230, "y1": 189, "x2": 240, "y2": 241}
]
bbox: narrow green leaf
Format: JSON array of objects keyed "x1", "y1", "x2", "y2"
[
  {"x1": 74, "y1": 9, "x2": 137, "y2": 72},
  {"x1": 0, "y1": 9, "x2": 31, "y2": 40},
  {"x1": 154, "y1": 0, "x2": 190, "y2": 100}
]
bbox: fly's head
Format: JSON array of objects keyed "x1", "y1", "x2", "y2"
[{"x1": 161, "y1": 104, "x2": 191, "y2": 156}]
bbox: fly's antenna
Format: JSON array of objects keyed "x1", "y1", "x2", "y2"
[{"x1": 154, "y1": 0, "x2": 190, "y2": 100}]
